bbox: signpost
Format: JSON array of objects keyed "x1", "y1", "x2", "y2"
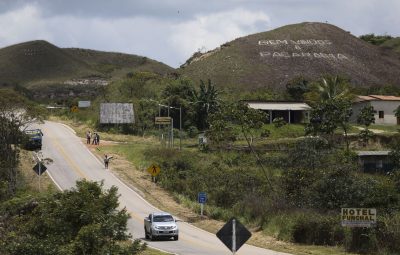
[
  {"x1": 198, "y1": 192, "x2": 207, "y2": 216},
  {"x1": 70, "y1": 105, "x2": 79, "y2": 113},
  {"x1": 216, "y1": 217, "x2": 252, "y2": 254},
  {"x1": 147, "y1": 164, "x2": 161, "y2": 182},
  {"x1": 341, "y1": 208, "x2": 377, "y2": 228},
  {"x1": 78, "y1": 101, "x2": 91, "y2": 108},
  {"x1": 155, "y1": 117, "x2": 172, "y2": 125},
  {"x1": 32, "y1": 152, "x2": 47, "y2": 191}
]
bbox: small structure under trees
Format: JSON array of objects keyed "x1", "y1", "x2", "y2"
[{"x1": 244, "y1": 101, "x2": 311, "y2": 124}]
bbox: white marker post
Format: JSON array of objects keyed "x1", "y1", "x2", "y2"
[{"x1": 232, "y1": 219, "x2": 236, "y2": 255}]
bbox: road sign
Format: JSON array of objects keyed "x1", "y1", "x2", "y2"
[
  {"x1": 341, "y1": 208, "x2": 377, "y2": 227},
  {"x1": 78, "y1": 101, "x2": 91, "y2": 108},
  {"x1": 216, "y1": 217, "x2": 252, "y2": 253},
  {"x1": 155, "y1": 116, "x2": 172, "y2": 125},
  {"x1": 198, "y1": 192, "x2": 207, "y2": 204},
  {"x1": 147, "y1": 164, "x2": 161, "y2": 177},
  {"x1": 70, "y1": 105, "x2": 79, "y2": 113},
  {"x1": 32, "y1": 163, "x2": 47, "y2": 176}
]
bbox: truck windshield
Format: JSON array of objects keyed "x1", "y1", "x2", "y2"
[{"x1": 153, "y1": 215, "x2": 174, "y2": 222}]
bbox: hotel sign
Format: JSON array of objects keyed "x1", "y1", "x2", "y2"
[{"x1": 341, "y1": 208, "x2": 376, "y2": 228}]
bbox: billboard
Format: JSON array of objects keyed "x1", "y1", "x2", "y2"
[
  {"x1": 100, "y1": 103, "x2": 134, "y2": 124},
  {"x1": 341, "y1": 208, "x2": 376, "y2": 228},
  {"x1": 78, "y1": 101, "x2": 91, "y2": 108}
]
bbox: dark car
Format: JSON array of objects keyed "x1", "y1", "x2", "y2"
[{"x1": 24, "y1": 129, "x2": 44, "y2": 150}]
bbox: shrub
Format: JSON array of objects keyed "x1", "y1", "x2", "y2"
[
  {"x1": 187, "y1": 126, "x2": 199, "y2": 138},
  {"x1": 273, "y1": 117, "x2": 286, "y2": 128}
]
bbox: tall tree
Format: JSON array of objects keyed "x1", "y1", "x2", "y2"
[
  {"x1": 191, "y1": 79, "x2": 220, "y2": 130},
  {"x1": 0, "y1": 89, "x2": 44, "y2": 198},
  {"x1": 357, "y1": 104, "x2": 376, "y2": 146}
]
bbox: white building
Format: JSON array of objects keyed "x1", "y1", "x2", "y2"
[
  {"x1": 351, "y1": 95, "x2": 400, "y2": 125},
  {"x1": 245, "y1": 101, "x2": 311, "y2": 124}
]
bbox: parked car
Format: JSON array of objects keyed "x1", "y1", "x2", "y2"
[
  {"x1": 24, "y1": 129, "x2": 43, "y2": 150},
  {"x1": 144, "y1": 212, "x2": 179, "y2": 241}
]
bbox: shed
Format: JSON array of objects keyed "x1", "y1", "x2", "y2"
[
  {"x1": 356, "y1": 151, "x2": 394, "y2": 174},
  {"x1": 245, "y1": 101, "x2": 311, "y2": 124}
]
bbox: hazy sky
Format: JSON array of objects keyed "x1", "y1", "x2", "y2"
[{"x1": 0, "y1": 0, "x2": 398, "y2": 67}]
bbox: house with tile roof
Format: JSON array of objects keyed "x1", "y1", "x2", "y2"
[{"x1": 351, "y1": 95, "x2": 400, "y2": 125}]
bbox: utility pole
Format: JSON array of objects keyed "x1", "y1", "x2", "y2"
[{"x1": 179, "y1": 106, "x2": 182, "y2": 150}]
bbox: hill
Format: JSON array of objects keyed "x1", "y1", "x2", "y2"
[
  {"x1": 179, "y1": 22, "x2": 400, "y2": 93},
  {"x1": 0, "y1": 40, "x2": 174, "y2": 90},
  {"x1": 381, "y1": 37, "x2": 400, "y2": 53},
  {"x1": 0, "y1": 40, "x2": 97, "y2": 87},
  {"x1": 63, "y1": 48, "x2": 174, "y2": 79}
]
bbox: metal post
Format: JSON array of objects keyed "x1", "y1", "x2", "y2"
[
  {"x1": 232, "y1": 219, "x2": 236, "y2": 255},
  {"x1": 179, "y1": 107, "x2": 182, "y2": 150},
  {"x1": 38, "y1": 161, "x2": 41, "y2": 192},
  {"x1": 158, "y1": 104, "x2": 161, "y2": 141},
  {"x1": 200, "y1": 203, "x2": 204, "y2": 216},
  {"x1": 171, "y1": 118, "x2": 174, "y2": 148}
]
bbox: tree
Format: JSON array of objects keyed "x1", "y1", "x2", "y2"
[
  {"x1": 359, "y1": 33, "x2": 393, "y2": 46},
  {"x1": 286, "y1": 76, "x2": 310, "y2": 100},
  {"x1": 191, "y1": 79, "x2": 220, "y2": 130},
  {"x1": 357, "y1": 104, "x2": 376, "y2": 146},
  {"x1": 306, "y1": 98, "x2": 353, "y2": 150},
  {"x1": 317, "y1": 75, "x2": 351, "y2": 102},
  {"x1": 1, "y1": 180, "x2": 146, "y2": 255},
  {"x1": 0, "y1": 89, "x2": 45, "y2": 198}
]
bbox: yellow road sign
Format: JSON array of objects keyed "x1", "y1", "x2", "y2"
[
  {"x1": 70, "y1": 106, "x2": 79, "y2": 113},
  {"x1": 155, "y1": 116, "x2": 172, "y2": 125},
  {"x1": 147, "y1": 164, "x2": 161, "y2": 177}
]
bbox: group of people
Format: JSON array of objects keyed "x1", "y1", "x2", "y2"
[{"x1": 86, "y1": 131, "x2": 100, "y2": 145}]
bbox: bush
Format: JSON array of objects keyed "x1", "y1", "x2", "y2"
[
  {"x1": 273, "y1": 117, "x2": 286, "y2": 128},
  {"x1": 187, "y1": 126, "x2": 199, "y2": 138}
]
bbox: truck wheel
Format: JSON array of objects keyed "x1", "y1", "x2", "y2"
[{"x1": 174, "y1": 235, "x2": 179, "y2": 241}]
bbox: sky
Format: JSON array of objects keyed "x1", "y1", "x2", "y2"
[{"x1": 0, "y1": 0, "x2": 398, "y2": 67}]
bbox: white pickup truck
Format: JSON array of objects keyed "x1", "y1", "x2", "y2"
[{"x1": 144, "y1": 212, "x2": 179, "y2": 241}]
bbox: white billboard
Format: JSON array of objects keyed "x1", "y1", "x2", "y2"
[
  {"x1": 100, "y1": 103, "x2": 134, "y2": 124},
  {"x1": 78, "y1": 101, "x2": 91, "y2": 108}
]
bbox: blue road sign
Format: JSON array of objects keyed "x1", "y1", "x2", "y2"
[{"x1": 198, "y1": 192, "x2": 207, "y2": 204}]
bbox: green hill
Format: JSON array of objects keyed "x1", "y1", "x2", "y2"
[
  {"x1": 63, "y1": 48, "x2": 174, "y2": 79},
  {"x1": 179, "y1": 22, "x2": 400, "y2": 92},
  {"x1": 0, "y1": 40, "x2": 174, "y2": 90},
  {"x1": 0, "y1": 40, "x2": 97, "y2": 87}
]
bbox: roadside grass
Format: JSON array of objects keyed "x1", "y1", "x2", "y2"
[
  {"x1": 19, "y1": 149, "x2": 56, "y2": 193},
  {"x1": 139, "y1": 248, "x2": 171, "y2": 255}
]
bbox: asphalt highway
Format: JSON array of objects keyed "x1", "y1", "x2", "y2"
[{"x1": 40, "y1": 121, "x2": 290, "y2": 255}]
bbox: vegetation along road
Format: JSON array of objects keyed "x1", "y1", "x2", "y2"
[{"x1": 40, "y1": 121, "x2": 290, "y2": 255}]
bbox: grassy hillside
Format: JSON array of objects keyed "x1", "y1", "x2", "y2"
[
  {"x1": 0, "y1": 40, "x2": 98, "y2": 86},
  {"x1": 381, "y1": 37, "x2": 400, "y2": 53},
  {"x1": 179, "y1": 22, "x2": 400, "y2": 93},
  {"x1": 63, "y1": 48, "x2": 174, "y2": 79}
]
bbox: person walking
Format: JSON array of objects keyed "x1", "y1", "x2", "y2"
[{"x1": 86, "y1": 131, "x2": 91, "y2": 144}]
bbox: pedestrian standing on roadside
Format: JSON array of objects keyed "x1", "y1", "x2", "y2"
[
  {"x1": 92, "y1": 132, "x2": 97, "y2": 145},
  {"x1": 86, "y1": 131, "x2": 91, "y2": 144},
  {"x1": 96, "y1": 133, "x2": 100, "y2": 145},
  {"x1": 104, "y1": 154, "x2": 113, "y2": 169}
]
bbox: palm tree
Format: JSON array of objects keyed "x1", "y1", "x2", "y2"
[
  {"x1": 317, "y1": 75, "x2": 351, "y2": 102},
  {"x1": 191, "y1": 79, "x2": 220, "y2": 130}
]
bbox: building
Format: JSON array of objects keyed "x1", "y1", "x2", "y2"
[
  {"x1": 356, "y1": 151, "x2": 394, "y2": 174},
  {"x1": 245, "y1": 101, "x2": 311, "y2": 124},
  {"x1": 351, "y1": 95, "x2": 400, "y2": 125}
]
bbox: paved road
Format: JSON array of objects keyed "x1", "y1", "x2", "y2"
[{"x1": 40, "y1": 121, "x2": 290, "y2": 255}]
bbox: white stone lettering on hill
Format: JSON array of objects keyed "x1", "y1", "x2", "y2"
[{"x1": 258, "y1": 39, "x2": 348, "y2": 60}]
